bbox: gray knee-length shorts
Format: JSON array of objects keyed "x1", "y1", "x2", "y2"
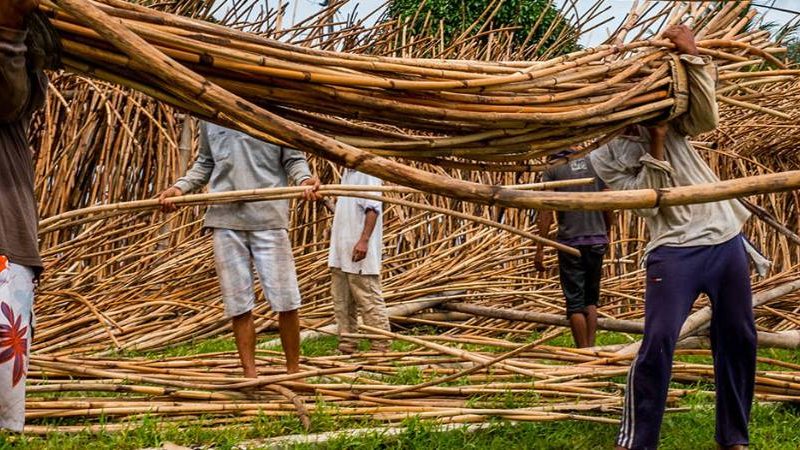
[{"x1": 212, "y1": 229, "x2": 302, "y2": 317}]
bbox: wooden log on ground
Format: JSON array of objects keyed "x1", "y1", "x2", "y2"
[
  {"x1": 442, "y1": 302, "x2": 645, "y2": 333},
  {"x1": 677, "y1": 330, "x2": 800, "y2": 350},
  {"x1": 616, "y1": 278, "x2": 800, "y2": 355},
  {"x1": 595, "y1": 330, "x2": 800, "y2": 351},
  {"x1": 410, "y1": 311, "x2": 474, "y2": 322},
  {"x1": 259, "y1": 291, "x2": 462, "y2": 348}
]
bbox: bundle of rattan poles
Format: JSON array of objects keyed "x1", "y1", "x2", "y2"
[
  {"x1": 42, "y1": 0, "x2": 795, "y2": 167},
  {"x1": 31, "y1": 0, "x2": 800, "y2": 212}
]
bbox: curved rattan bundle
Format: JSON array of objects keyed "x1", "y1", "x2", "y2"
[{"x1": 28, "y1": 0, "x2": 800, "y2": 213}]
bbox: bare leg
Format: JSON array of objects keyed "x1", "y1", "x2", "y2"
[
  {"x1": 279, "y1": 309, "x2": 301, "y2": 374},
  {"x1": 585, "y1": 305, "x2": 598, "y2": 347},
  {"x1": 232, "y1": 311, "x2": 257, "y2": 378},
  {"x1": 569, "y1": 312, "x2": 589, "y2": 348}
]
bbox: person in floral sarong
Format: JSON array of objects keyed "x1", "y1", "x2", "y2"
[{"x1": 0, "y1": 0, "x2": 49, "y2": 432}]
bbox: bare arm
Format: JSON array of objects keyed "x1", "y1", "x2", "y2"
[
  {"x1": 648, "y1": 123, "x2": 668, "y2": 161},
  {"x1": 603, "y1": 209, "x2": 614, "y2": 237},
  {"x1": 352, "y1": 208, "x2": 379, "y2": 262},
  {"x1": 534, "y1": 209, "x2": 554, "y2": 271},
  {"x1": 594, "y1": 175, "x2": 615, "y2": 237}
]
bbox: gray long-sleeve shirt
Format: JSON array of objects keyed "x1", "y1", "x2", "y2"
[
  {"x1": 174, "y1": 122, "x2": 312, "y2": 230},
  {"x1": 589, "y1": 55, "x2": 751, "y2": 256}
]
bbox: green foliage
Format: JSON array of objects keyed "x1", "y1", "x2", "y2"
[
  {"x1": 309, "y1": 400, "x2": 800, "y2": 449},
  {"x1": 531, "y1": 330, "x2": 635, "y2": 349},
  {"x1": 387, "y1": 0, "x2": 579, "y2": 56},
  {"x1": 759, "y1": 347, "x2": 800, "y2": 366},
  {"x1": 468, "y1": 387, "x2": 540, "y2": 409},
  {"x1": 300, "y1": 335, "x2": 340, "y2": 357},
  {"x1": 390, "y1": 339, "x2": 418, "y2": 352},
  {"x1": 787, "y1": 39, "x2": 800, "y2": 64}
]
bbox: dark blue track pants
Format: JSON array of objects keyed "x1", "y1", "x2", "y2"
[{"x1": 616, "y1": 236, "x2": 756, "y2": 449}]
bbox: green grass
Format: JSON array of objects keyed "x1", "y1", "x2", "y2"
[
  {"x1": 5, "y1": 400, "x2": 800, "y2": 450},
  {"x1": 466, "y1": 388, "x2": 541, "y2": 409},
  {"x1": 308, "y1": 402, "x2": 800, "y2": 450},
  {"x1": 390, "y1": 339, "x2": 417, "y2": 352},
  {"x1": 539, "y1": 330, "x2": 638, "y2": 348},
  {"x1": 114, "y1": 334, "x2": 345, "y2": 360},
  {"x1": 116, "y1": 337, "x2": 244, "y2": 360},
  {"x1": 6, "y1": 330, "x2": 800, "y2": 449},
  {"x1": 0, "y1": 414, "x2": 301, "y2": 450},
  {"x1": 387, "y1": 366, "x2": 424, "y2": 385},
  {"x1": 758, "y1": 347, "x2": 800, "y2": 367},
  {"x1": 299, "y1": 335, "x2": 340, "y2": 357}
]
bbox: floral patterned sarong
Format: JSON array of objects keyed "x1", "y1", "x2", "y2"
[{"x1": 0, "y1": 255, "x2": 34, "y2": 432}]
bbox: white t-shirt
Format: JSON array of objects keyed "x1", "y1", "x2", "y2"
[{"x1": 328, "y1": 169, "x2": 383, "y2": 275}]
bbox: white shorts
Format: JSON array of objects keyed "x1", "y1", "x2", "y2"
[
  {"x1": 0, "y1": 257, "x2": 35, "y2": 432},
  {"x1": 212, "y1": 229, "x2": 302, "y2": 317}
]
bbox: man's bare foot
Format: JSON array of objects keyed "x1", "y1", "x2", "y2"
[
  {"x1": 239, "y1": 369, "x2": 260, "y2": 396},
  {"x1": 286, "y1": 365, "x2": 308, "y2": 383}
]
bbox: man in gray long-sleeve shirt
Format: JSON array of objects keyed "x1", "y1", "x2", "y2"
[
  {"x1": 159, "y1": 122, "x2": 321, "y2": 376},
  {"x1": 591, "y1": 26, "x2": 754, "y2": 450}
]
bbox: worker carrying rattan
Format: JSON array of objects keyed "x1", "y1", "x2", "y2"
[
  {"x1": 534, "y1": 153, "x2": 611, "y2": 349},
  {"x1": 591, "y1": 25, "x2": 761, "y2": 450}
]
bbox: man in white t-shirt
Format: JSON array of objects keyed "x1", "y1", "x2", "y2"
[{"x1": 328, "y1": 169, "x2": 390, "y2": 353}]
